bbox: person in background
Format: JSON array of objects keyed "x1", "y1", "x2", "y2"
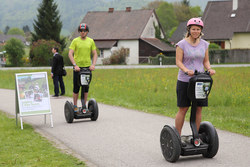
[
  {"x1": 51, "y1": 47, "x2": 65, "y2": 97},
  {"x1": 175, "y1": 18, "x2": 216, "y2": 143}
]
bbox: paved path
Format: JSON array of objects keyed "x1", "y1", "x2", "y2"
[{"x1": 0, "y1": 88, "x2": 249, "y2": 167}]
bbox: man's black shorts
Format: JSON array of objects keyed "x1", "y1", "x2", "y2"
[{"x1": 176, "y1": 80, "x2": 208, "y2": 107}]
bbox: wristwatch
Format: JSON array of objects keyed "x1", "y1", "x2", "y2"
[{"x1": 73, "y1": 64, "x2": 76, "y2": 67}]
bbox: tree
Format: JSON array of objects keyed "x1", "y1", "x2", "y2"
[
  {"x1": 142, "y1": 0, "x2": 164, "y2": 9},
  {"x1": 29, "y1": 39, "x2": 61, "y2": 66},
  {"x1": 173, "y1": 2, "x2": 202, "y2": 22},
  {"x1": 156, "y1": 2, "x2": 178, "y2": 38},
  {"x1": 143, "y1": 0, "x2": 202, "y2": 39},
  {"x1": 32, "y1": 0, "x2": 65, "y2": 49},
  {"x1": 182, "y1": 0, "x2": 190, "y2": 6},
  {"x1": 153, "y1": 22, "x2": 161, "y2": 39},
  {"x1": 4, "y1": 38, "x2": 25, "y2": 67},
  {"x1": 4, "y1": 26, "x2": 10, "y2": 35},
  {"x1": 7, "y1": 28, "x2": 25, "y2": 36},
  {"x1": 23, "y1": 25, "x2": 31, "y2": 33}
]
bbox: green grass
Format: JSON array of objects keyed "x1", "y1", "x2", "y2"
[
  {"x1": 0, "y1": 112, "x2": 85, "y2": 167},
  {"x1": 91, "y1": 67, "x2": 250, "y2": 137},
  {"x1": 0, "y1": 67, "x2": 249, "y2": 137}
]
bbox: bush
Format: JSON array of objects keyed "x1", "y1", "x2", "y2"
[
  {"x1": 149, "y1": 53, "x2": 176, "y2": 65},
  {"x1": 4, "y1": 38, "x2": 25, "y2": 67},
  {"x1": 209, "y1": 43, "x2": 221, "y2": 50},
  {"x1": 102, "y1": 58, "x2": 111, "y2": 65},
  {"x1": 109, "y1": 47, "x2": 129, "y2": 65},
  {"x1": 30, "y1": 40, "x2": 61, "y2": 66},
  {"x1": 61, "y1": 48, "x2": 72, "y2": 66},
  {"x1": 7, "y1": 28, "x2": 25, "y2": 36}
]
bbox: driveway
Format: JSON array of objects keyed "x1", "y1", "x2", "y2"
[{"x1": 0, "y1": 88, "x2": 249, "y2": 167}]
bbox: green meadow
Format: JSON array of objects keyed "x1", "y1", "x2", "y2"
[
  {"x1": 0, "y1": 67, "x2": 249, "y2": 137},
  {"x1": 0, "y1": 111, "x2": 85, "y2": 166}
]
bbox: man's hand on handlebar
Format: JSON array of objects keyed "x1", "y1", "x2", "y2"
[
  {"x1": 74, "y1": 65, "x2": 80, "y2": 72},
  {"x1": 89, "y1": 64, "x2": 95, "y2": 71}
]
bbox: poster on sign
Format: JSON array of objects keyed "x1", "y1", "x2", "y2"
[{"x1": 15, "y1": 72, "x2": 53, "y2": 129}]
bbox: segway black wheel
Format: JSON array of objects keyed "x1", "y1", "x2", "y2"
[
  {"x1": 88, "y1": 98, "x2": 98, "y2": 121},
  {"x1": 160, "y1": 125, "x2": 181, "y2": 163},
  {"x1": 199, "y1": 121, "x2": 219, "y2": 158},
  {"x1": 64, "y1": 101, "x2": 74, "y2": 123}
]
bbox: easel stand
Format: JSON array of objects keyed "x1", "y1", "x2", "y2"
[
  {"x1": 15, "y1": 72, "x2": 54, "y2": 130},
  {"x1": 16, "y1": 113, "x2": 53, "y2": 130}
]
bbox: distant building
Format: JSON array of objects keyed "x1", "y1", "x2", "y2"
[
  {"x1": 170, "y1": 0, "x2": 250, "y2": 49},
  {"x1": 202, "y1": 0, "x2": 250, "y2": 49},
  {"x1": 71, "y1": 7, "x2": 175, "y2": 64},
  {"x1": 0, "y1": 34, "x2": 27, "y2": 46}
]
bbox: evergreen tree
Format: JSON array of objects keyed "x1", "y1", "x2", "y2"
[
  {"x1": 23, "y1": 25, "x2": 31, "y2": 33},
  {"x1": 4, "y1": 26, "x2": 10, "y2": 35},
  {"x1": 182, "y1": 0, "x2": 190, "y2": 6},
  {"x1": 32, "y1": 0, "x2": 65, "y2": 49},
  {"x1": 153, "y1": 22, "x2": 161, "y2": 39}
]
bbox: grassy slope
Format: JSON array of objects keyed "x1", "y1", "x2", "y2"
[{"x1": 0, "y1": 112, "x2": 85, "y2": 166}]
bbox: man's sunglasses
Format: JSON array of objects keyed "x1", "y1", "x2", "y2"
[{"x1": 79, "y1": 29, "x2": 87, "y2": 32}]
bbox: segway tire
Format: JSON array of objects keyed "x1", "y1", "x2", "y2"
[
  {"x1": 199, "y1": 121, "x2": 219, "y2": 158},
  {"x1": 160, "y1": 125, "x2": 181, "y2": 162},
  {"x1": 64, "y1": 101, "x2": 74, "y2": 123},
  {"x1": 88, "y1": 98, "x2": 99, "y2": 121}
]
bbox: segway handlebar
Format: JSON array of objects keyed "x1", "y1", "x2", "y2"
[{"x1": 185, "y1": 70, "x2": 210, "y2": 76}]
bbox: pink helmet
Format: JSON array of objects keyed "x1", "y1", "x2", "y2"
[{"x1": 187, "y1": 18, "x2": 204, "y2": 28}]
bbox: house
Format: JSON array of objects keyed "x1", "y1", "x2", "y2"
[
  {"x1": 0, "y1": 34, "x2": 27, "y2": 45},
  {"x1": 169, "y1": 21, "x2": 187, "y2": 45},
  {"x1": 71, "y1": 7, "x2": 175, "y2": 64},
  {"x1": 170, "y1": 0, "x2": 250, "y2": 49},
  {"x1": 202, "y1": 0, "x2": 250, "y2": 49}
]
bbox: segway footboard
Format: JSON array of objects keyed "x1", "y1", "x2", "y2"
[
  {"x1": 74, "y1": 112, "x2": 92, "y2": 119},
  {"x1": 181, "y1": 142, "x2": 209, "y2": 156}
]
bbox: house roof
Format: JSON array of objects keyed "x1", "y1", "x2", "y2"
[
  {"x1": 141, "y1": 38, "x2": 175, "y2": 52},
  {"x1": 169, "y1": 21, "x2": 187, "y2": 44},
  {"x1": 0, "y1": 34, "x2": 26, "y2": 43},
  {"x1": 94, "y1": 40, "x2": 117, "y2": 49},
  {"x1": 202, "y1": 0, "x2": 250, "y2": 40},
  {"x1": 71, "y1": 9, "x2": 155, "y2": 40}
]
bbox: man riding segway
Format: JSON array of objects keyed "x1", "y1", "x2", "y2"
[{"x1": 64, "y1": 23, "x2": 98, "y2": 123}]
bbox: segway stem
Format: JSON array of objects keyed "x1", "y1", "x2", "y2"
[
  {"x1": 190, "y1": 101, "x2": 199, "y2": 141},
  {"x1": 81, "y1": 91, "x2": 86, "y2": 109}
]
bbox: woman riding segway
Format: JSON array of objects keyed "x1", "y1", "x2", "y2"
[
  {"x1": 160, "y1": 18, "x2": 218, "y2": 162},
  {"x1": 175, "y1": 17, "x2": 215, "y2": 140}
]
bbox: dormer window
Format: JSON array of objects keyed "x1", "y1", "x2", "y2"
[{"x1": 231, "y1": 13, "x2": 236, "y2": 17}]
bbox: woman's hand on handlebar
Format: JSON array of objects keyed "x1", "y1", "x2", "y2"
[
  {"x1": 208, "y1": 69, "x2": 216, "y2": 75},
  {"x1": 184, "y1": 70, "x2": 194, "y2": 76}
]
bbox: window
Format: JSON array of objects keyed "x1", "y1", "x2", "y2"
[{"x1": 99, "y1": 50, "x2": 104, "y2": 58}]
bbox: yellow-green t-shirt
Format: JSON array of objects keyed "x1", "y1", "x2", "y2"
[{"x1": 69, "y1": 36, "x2": 96, "y2": 67}]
